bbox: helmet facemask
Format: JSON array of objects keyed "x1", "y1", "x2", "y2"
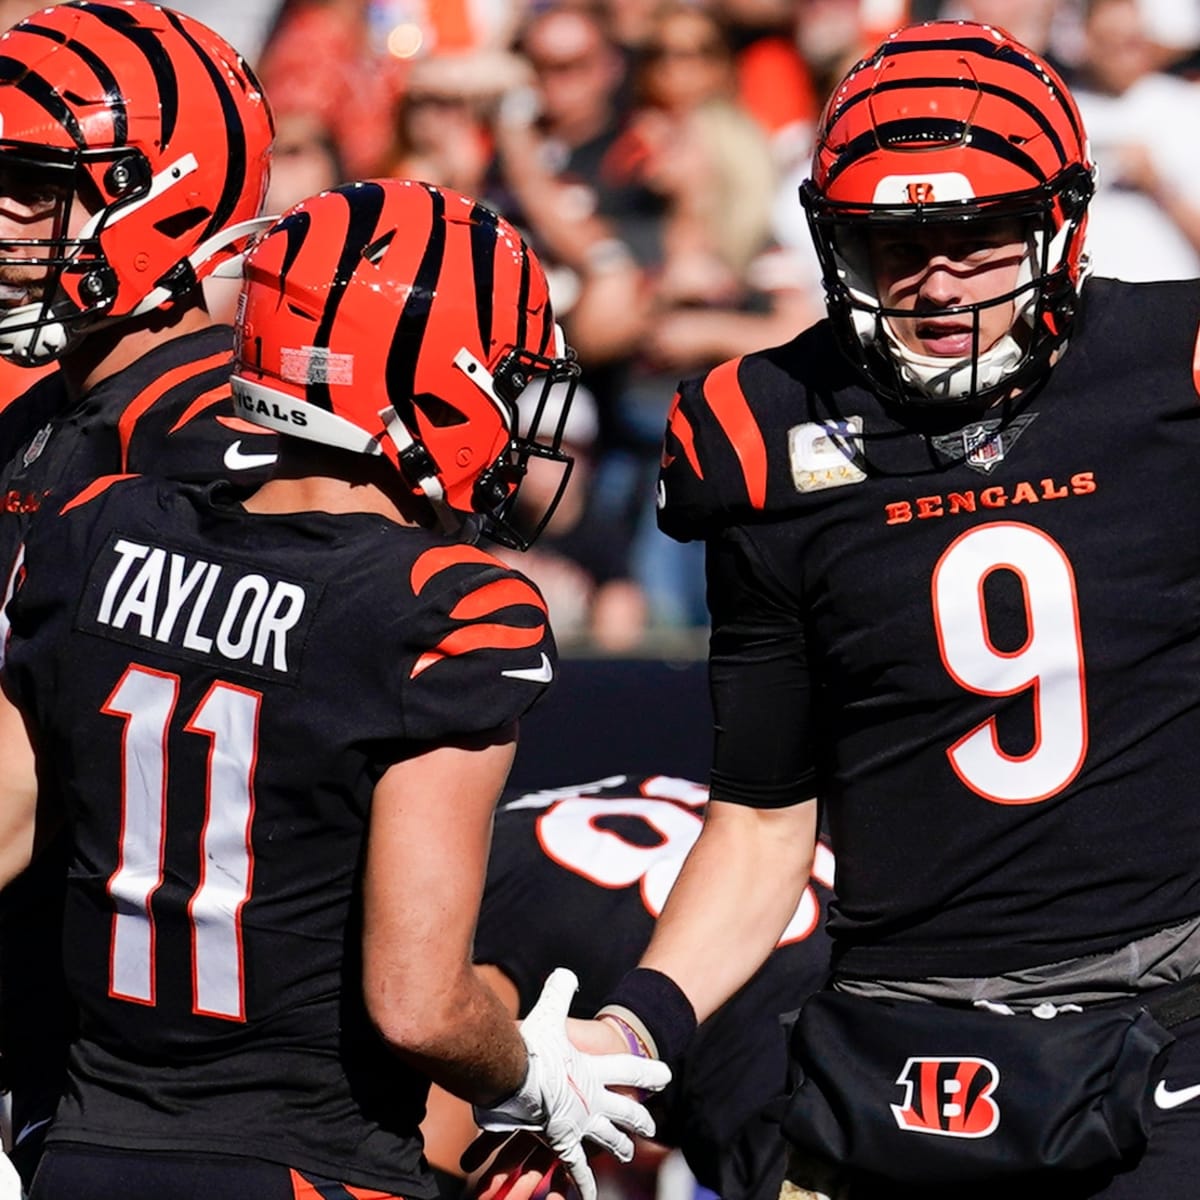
[
  {"x1": 453, "y1": 341, "x2": 581, "y2": 551},
  {"x1": 802, "y1": 167, "x2": 1093, "y2": 412},
  {"x1": 0, "y1": 143, "x2": 122, "y2": 365}
]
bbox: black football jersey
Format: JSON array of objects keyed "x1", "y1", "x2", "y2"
[
  {"x1": 658, "y1": 276, "x2": 1200, "y2": 981},
  {"x1": 0, "y1": 325, "x2": 278, "y2": 607},
  {"x1": 478, "y1": 774, "x2": 835, "y2": 1200},
  {"x1": 3, "y1": 475, "x2": 557, "y2": 1193}
]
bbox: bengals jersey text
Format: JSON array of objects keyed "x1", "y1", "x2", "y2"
[{"x1": 2, "y1": 475, "x2": 555, "y2": 1194}]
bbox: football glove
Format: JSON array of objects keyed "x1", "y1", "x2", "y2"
[
  {"x1": 473, "y1": 967, "x2": 671, "y2": 1200},
  {"x1": 0, "y1": 1150, "x2": 20, "y2": 1200}
]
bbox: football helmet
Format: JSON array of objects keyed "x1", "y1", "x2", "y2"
[
  {"x1": 800, "y1": 20, "x2": 1095, "y2": 409},
  {"x1": 0, "y1": 0, "x2": 274, "y2": 366},
  {"x1": 230, "y1": 179, "x2": 581, "y2": 549}
]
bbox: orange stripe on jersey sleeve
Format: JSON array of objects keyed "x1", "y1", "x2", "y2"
[
  {"x1": 410, "y1": 543, "x2": 503, "y2": 595},
  {"x1": 702, "y1": 357, "x2": 767, "y2": 509},
  {"x1": 410, "y1": 621, "x2": 545, "y2": 679},
  {"x1": 665, "y1": 391, "x2": 702, "y2": 479},
  {"x1": 450, "y1": 577, "x2": 547, "y2": 621},
  {"x1": 167, "y1": 382, "x2": 228, "y2": 433},
  {"x1": 58, "y1": 473, "x2": 137, "y2": 514},
  {"x1": 117, "y1": 349, "x2": 229, "y2": 472}
]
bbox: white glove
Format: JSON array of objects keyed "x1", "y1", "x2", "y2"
[
  {"x1": 0, "y1": 1151, "x2": 21, "y2": 1200},
  {"x1": 473, "y1": 967, "x2": 672, "y2": 1200}
]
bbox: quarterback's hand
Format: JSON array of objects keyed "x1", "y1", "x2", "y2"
[{"x1": 472, "y1": 968, "x2": 671, "y2": 1200}]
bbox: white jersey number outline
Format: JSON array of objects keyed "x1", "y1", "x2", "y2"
[{"x1": 932, "y1": 522, "x2": 1087, "y2": 805}]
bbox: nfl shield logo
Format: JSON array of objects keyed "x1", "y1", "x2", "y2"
[
  {"x1": 963, "y1": 424, "x2": 1003, "y2": 472},
  {"x1": 22, "y1": 423, "x2": 52, "y2": 468}
]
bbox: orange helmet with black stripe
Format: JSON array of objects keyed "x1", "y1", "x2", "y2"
[
  {"x1": 0, "y1": 0, "x2": 274, "y2": 365},
  {"x1": 800, "y1": 20, "x2": 1095, "y2": 409},
  {"x1": 230, "y1": 179, "x2": 580, "y2": 549}
]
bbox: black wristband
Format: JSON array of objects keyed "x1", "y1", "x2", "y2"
[{"x1": 598, "y1": 967, "x2": 697, "y2": 1069}]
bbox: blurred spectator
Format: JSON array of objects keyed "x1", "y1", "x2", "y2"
[
  {"x1": 258, "y1": 0, "x2": 405, "y2": 176},
  {"x1": 795, "y1": 0, "x2": 878, "y2": 101},
  {"x1": 717, "y1": 0, "x2": 817, "y2": 168},
  {"x1": 635, "y1": 3, "x2": 777, "y2": 277},
  {"x1": 495, "y1": 5, "x2": 661, "y2": 265},
  {"x1": 577, "y1": 3, "x2": 818, "y2": 631},
  {"x1": 495, "y1": 382, "x2": 649, "y2": 654},
  {"x1": 265, "y1": 110, "x2": 345, "y2": 213},
  {"x1": 1072, "y1": 0, "x2": 1200, "y2": 280},
  {"x1": 385, "y1": 49, "x2": 529, "y2": 194}
]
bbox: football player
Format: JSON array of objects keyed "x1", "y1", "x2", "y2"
[
  {"x1": 421, "y1": 773, "x2": 835, "y2": 1200},
  {"x1": 0, "y1": 1, "x2": 279, "y2": 1179},
  {"x1": 477, "y1": 18, "x2": 1200, "y2": 1200},
  {"x1": 0, "y1": 179, "x2": 670, "y2": 1200}
]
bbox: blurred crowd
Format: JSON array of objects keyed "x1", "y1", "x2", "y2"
[{"x1": 4, "y1": 0, "x2": 1200, "y2": 653}]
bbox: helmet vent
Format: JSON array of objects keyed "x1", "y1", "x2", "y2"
[
  {"x1": 153, "y1": 208, "x2": 208, "y2": 238},
  {"x1": 361, "y1": 230, "x2": 395, "y2": 266},
  {"x1": 413, "y1": 392, "x2": 468, "y2": 428}
]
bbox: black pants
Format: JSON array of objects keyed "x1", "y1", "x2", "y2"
[{"x1": 30, "y1": 1145, "x2": 411, "y2": 1200}]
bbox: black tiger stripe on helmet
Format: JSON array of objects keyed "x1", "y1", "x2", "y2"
[
  {"x1": 232, "y1": 179, "x2": 581, "y2": 549},
  {"x1": 0, "y1": 0, "x2": 273, "y2": 366}
]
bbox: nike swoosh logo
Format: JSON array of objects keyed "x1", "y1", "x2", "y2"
[
  {"x1": 1154, "y1": 1079, "x2": 1200, "y2": 1109},
  {"x1": 501, "y1": 652, "x2": 554, "y2": 684},
  {"x1": 14, "y1": 1115, "x2": 52, "y2": 1146},
  {"x1": 224, "y1": 440, "x2": 278, "y2": 471}
]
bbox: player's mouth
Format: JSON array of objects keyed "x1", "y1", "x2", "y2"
[{"x1": 915, "y1": 319, "x2": 975, "y2": 357}]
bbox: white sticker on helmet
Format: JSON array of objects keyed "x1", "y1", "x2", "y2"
[
  {"x1": 872, "y1": 172, "x2": 975, "y2": 205},
  {"x1": 280, "y1": 345, "x2": 354, "y2": 386}
]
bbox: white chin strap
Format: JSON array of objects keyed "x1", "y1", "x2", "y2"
[
  {"x1": 879, "y1": 324, "x2": 1027, "y2": 404},
  {"x1": 0, "y1": 299, "x2": 76, "y2": 367}
]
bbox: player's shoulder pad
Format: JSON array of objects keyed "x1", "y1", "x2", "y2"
[
  {"x1": 57, "y1": 473, "x2": 141, "y2": 516},
  {"x1": 399, "y1": 540, "x2": 557, "y2": 737},
  {"x1": 1077, "y1": 276, "x2": 1200, "y2": 368},
  {"x1": 657, "y1": 328, "x2": 836, "y2": 542}
]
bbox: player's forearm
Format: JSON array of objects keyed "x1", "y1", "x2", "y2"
[
  {"x1": 372, "y1": 964, "x2": 528, "y2": 1106},
  {"x1": 634, "y1": 798, "x2": 816, "y2": 1023}
]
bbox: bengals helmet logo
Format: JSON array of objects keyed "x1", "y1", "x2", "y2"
[
  {"x1": 890, "y1": 1057, "x2": 1000, "y2": 1138},
  {"x1": 906, "y1": 181, "x2": 937, "y2": 204}
]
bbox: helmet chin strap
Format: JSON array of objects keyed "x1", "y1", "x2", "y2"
[
  {"x1": 0, "y1": 297, "x2": 77, "y2": 367},
  {"x1": 377, "y1": 405, "x2": 462, "y2": 535},
  {"x1": 879, "y1": 323, "x2": 1027, "y2": 404}
]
